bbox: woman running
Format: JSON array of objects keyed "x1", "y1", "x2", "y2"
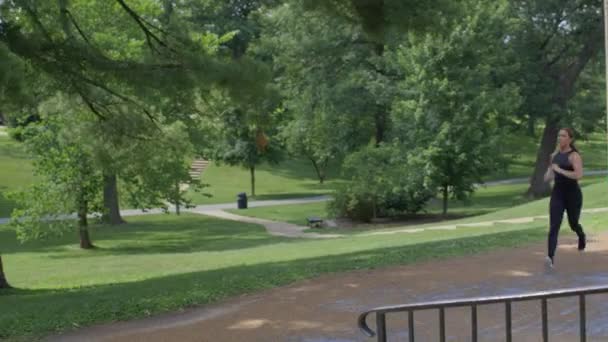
[{"x1": 543, "y1": 128, "x2": 586, "y2": 269}]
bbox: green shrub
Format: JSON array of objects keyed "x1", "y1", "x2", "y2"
[{"x1": 328, "y1": 144, "x2": 434, "y2": 221}]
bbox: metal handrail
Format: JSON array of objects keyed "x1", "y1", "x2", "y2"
[{"x1": 358, "y1": 284, "x2": 608, "y2": 342}]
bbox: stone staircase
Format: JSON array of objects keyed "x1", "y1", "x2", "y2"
[{"x1": 189, "y1": 159, "x2": 210, "y2": 181}]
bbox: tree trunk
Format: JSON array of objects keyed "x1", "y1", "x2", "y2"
[
  {"x1": 605, "y1": 0, "x2": 608, "y2": 174},
  {"x1": 102, "y1": 173, "x2": 125, "y2": 225},
  {"x1": 442, "y1": 184, "x2": 449, "y2": 216},
  {"x1": 526, "y1": 19, "x2": 602, "y2": 198},
  {"x1": 79, "y1": 227, "x2": 94, "y2": 249},
  {"x1": 525, "y1": 18, "x2": 602, "y2": 197},
  {"x1": 160, "y1": 0, "x2": 174, "y2": 26},
  {"x1": 527, "y1": 119, "x2": 559, "y2": 198},
  {"x1": 310, "y1": 158, "x2": 326, "y2": 184},
  {"x1": 0, "y1": 255, "x2": 11, "y2": 289},
  {"x1": 78, "y1": 201, "x2": 94, "y2": 249},
  {"x1": 605, "y1": 0, "x2": 608, "y2": 175},
  {"x1": 372, "y1": 198, "x2": 377, "y2": 220},
  {"x1": 372, "y1": 39, "x2": 387, "y2": 145},
  {"x1": 374, "y1": 109, "x2": 387, "y2": 145},
  {"x1": 174, "y1": 181, "x2": 181, "y2": 215},
  {"x1": 250, "y1": 166, "x2": 256, "y2": 197},
  {"x1": 527, "y1": 117, "x2": 536, "y2": 138}
]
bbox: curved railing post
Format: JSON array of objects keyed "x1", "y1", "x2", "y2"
[{"x1": 357, "y1": 284, "x2": 608, "y2": 341}]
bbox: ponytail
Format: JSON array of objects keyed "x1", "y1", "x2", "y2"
[{"x1": 570, "y1": 143, "x2": 578, "y2": 152}]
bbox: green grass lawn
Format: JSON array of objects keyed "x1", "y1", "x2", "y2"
[
  {"x1": 226, "y1": 176, "x2": 607, "y2": 230},
  {"x1": 456, "y1": 178, "x2": 607, "y2": 222},
  {"x1": 364, "y1": 179, "x2": 608, "y2": 235},
  {"x1": 488, "y1": 132, "x2": 607, "y2": 181},
  {"x1": 0, "y1": 136, "x2": 34, "y2": 217},
  {"x1": 229, "y1": 201, "x2": 331, "y2": 226},
  {"x1": 187, "y1": 158, "x2": 344, "y2": 204},
  {"x1": 1, "y1": 181, "x2": 607, "y2": 340}
]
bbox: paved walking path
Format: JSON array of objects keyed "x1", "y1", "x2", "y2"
[
  {"x1": 187, "y1": 206, "x2": 608, "y2": 239},
  {"x1": 47, "y1": 232, "x2": 608, "y2": 342},
  {"x1": 194, "y1": 209, "x2": 341, "y2": 239},
  {"x1": 2, "y1": 199, "x2": 607, "y2": 240},
  {"x1": 0, "y1": 196, "x2": 330, "y2": 226},
  {"x1": 359, "y1": 207, "x2": 608, "y2": 237}
]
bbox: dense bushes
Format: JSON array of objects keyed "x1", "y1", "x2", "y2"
[{"x1": 328, "y1": 144, "x2": 434, "y2": 222}]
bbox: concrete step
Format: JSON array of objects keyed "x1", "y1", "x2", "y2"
[{"x1": 188, "y1": 159, "x2": 210, "y2": 181}]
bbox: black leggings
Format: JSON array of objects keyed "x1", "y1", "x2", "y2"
[{"x1": 548, "y1": 184, "x2": 585, "y2": 259}]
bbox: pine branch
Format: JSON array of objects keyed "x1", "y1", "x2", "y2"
[{"x1": 115, "y1": 0, "x2": 177, "y2": 55}]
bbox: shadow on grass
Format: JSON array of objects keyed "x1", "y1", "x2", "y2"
[
  {"x1": 0, "y1": 228, "x2": 79, "y2": 255},
  {"x1": 0, "y1": 136, "x2": 30, "y2": 159},
  {"x1": 0, "y1": 227, "x2": 557, "y2": 340},
  {"x1": 0, "y1": 287, "x2": 57, "y2": 297},
  {"x1": 0, "y1": 214, "x2": 292, "y2": 256},
  {"x1": 0, "y1": 185, "x2": 16, "y2": 218}
]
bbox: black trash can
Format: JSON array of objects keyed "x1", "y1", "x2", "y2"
[{"x1": 237, "y1": 192, "x2": 248, "y2": 209}]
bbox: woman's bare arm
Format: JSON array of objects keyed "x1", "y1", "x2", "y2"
[
  {"x1": 544, "y1": 152, "x2": 557, "y2": 182},
  {"x1": 544, "y1": 167, "x2": 555, "y2": 182}
]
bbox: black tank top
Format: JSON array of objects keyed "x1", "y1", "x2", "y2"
[{"x1": 552, "y1": 150, "x2": 577, "y2": 186}]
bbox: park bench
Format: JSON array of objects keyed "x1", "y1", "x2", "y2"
[{"x1": 306, "y1": 216, "x2": 324, "y2": 228}]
